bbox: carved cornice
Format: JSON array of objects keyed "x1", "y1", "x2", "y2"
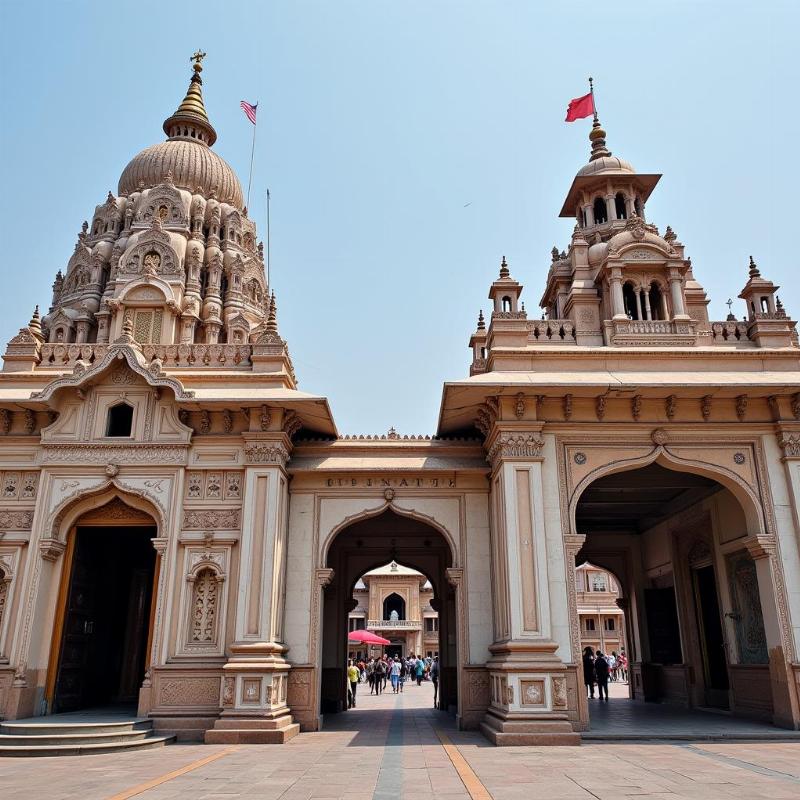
[
  {"x1": 40, "y1": 444, "x2": 188, "y2": 465},
  {"x1": 445, "y1": 567, "x2": 464, "y2": 587}
]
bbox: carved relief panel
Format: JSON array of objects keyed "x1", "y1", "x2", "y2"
[
  {"x1": 726, "y1": 551, "x2": 768, "y2": 665},
  {"x1": 176, "y1": 546, "x2": 230, "y2": 657}
]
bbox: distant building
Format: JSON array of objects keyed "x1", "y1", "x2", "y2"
[
  {"x1": 575, "y1": 564, "x2": 626, "y2": 658},
  {"x1": 347, "y1": 561, "x2": 438, "y2": 661}
]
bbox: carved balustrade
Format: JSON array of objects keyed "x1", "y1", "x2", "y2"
[
  {"x1": 39, "y1": 342, "x2": 253, "y2": 369},
  {"x1": 526, "y1": 319, "x2": 575, "y2": 343},
  {"x1": 367, "y1": 619, "x2": 422, "y2": 630}
]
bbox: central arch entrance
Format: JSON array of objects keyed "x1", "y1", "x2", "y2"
[
  {"x1": 320, "y1": 509, "x2": 458, "y2": 718},
  {"x1": 47, "y1": 497, "x2": 158, "y2": 714}
]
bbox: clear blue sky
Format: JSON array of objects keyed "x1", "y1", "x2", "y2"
[{"x1": 1, "y1": 1, "x2": 796, "y2": 434}]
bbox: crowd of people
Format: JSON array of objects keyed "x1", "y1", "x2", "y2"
[
  {"x1": 346, "y1": 654, "x2": 440, "y2": 708},
  {"x1": 582, "y1": 647, "x2": 628, "y2": 700}
]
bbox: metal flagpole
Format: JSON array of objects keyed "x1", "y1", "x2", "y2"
[
  {"x1": 246, "y1": 105, "x2": 257, "y2": 210},
  {"x1": 588, "y1": 76, "x2": 597, "y2": 120},
  {"x1": 266, "y1": 188, "x2": 271, "y2": 288}
]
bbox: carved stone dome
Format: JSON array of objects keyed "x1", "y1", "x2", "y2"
[
  {"x1": 576, "y1": 155, "x2": 635, "y2": 177},
  {"x1": 118, "y1": 139, "x2": 243, "y2": 207}
]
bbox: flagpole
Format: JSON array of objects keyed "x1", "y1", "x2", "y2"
[
  {"x1": 588, "y1": 76, "x2": 597, "y2": 120},
  {"x1": 246, "y1": 105, "x2": 257, "y2": 210},
  {"x1": 266, "y1": 188, "x2": 271, "y2": 289}
]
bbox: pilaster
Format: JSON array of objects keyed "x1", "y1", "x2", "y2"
[
  {"x1": 480, "y1": 420, "x2": 579, "y2": 745},
  {"x1": 205, "y1": 429, "x2": 299, "y2": 744}
]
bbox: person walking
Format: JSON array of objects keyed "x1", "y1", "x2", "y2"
[
  {"x1": 367, "y1": 658, "x2": 376, "y2": 695},
  {"x1": 390, "y1": 657, "x2": 402, "y2": 693},
  {"x1": 608, "y1": 651, "x2": 618, "y2": 682},
  {"x1": 398, "y1": 658, "x2": 406, "y2": 693},
  {"x1": 618, "y1": 650, "x2": 628, "y2": 683},
  {"x1": 582, "y1": 646, "x2": 596, "y2": 699},
  {"x1": 415, "y1": 655, "x2": 424, "y2": 686},
  {"x1": 347, "y1": 659, "x2": 359, "y2": 708},
  {"x1": 430, "y1": 656, "x2": 440, "y2": 707},
  {"x1": 374, "y1": 658, "x2": 385, "y2": 695},
  {"x1": 594, "y1": 650, "x2": 610, "y2": 701}
]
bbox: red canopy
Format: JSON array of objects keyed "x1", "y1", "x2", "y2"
[{"x1": 347, "y1": 629, "x2": 391, "y2": 645}]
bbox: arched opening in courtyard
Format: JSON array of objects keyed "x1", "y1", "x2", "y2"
[
  {"x1": 320, "y1": 509, "x2": 458, "y2": 722},
  {"x1": 46, "y1": 496, "x2": 158, "y2": 714},
  {"x1": 573, "y1": 461, "x2": 788, "y2": 730}
]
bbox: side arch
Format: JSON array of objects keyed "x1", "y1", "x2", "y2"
[{"x1": 568, "y1": 446, "x2": 766, "y2": 539}]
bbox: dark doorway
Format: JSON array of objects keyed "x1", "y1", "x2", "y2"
[
  {"x1": 386, "y1": 644, "x2": 403, "y2": 660},
  {"x1": 383, "y1": 593, "x2": 406, "y2": 620},
  {"x1": 53, "y1": 526, "x2": 156, "y2": 713},
  {"x1": 693, "y1": 565, "x2": 730, "y2": 708}
]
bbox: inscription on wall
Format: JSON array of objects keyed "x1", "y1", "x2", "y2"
[{"x1": 325, "y1": 476, "x2": 457, "y2": 488}]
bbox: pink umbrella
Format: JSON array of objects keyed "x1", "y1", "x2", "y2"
[{"x1": 347, "y1": 629, "x2": 391, "y2": 646}]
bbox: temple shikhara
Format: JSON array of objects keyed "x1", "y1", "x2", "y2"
[{"x1": 1, "y1": 54, "x2": 799, "y2": 752}]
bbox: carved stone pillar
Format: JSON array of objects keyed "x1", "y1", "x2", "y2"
[
  {"x1": 479, "y1": 425, "x2": 580, "y2": 745},
  {"x1": 205, "y1": 430, "x2": 300, "y2": 743},
  {"x1": 609, "y1": 267, "x2": 626, "y2": 320},
  {"x1": 668, "y1": 267, "x2": 689, "y2": 320}
]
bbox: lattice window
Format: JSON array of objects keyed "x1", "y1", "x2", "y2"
[
  {"x1": 131, "y1": 309, "x2": 163, "y2": 344},
  {"x1": 191, "y1": 568, "x2": 218, "y2": 644}
]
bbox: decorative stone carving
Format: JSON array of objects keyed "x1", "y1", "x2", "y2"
[
  {"x1": 187, "y1": 472, "x2": 203, "y2": 498},
  {"x1": 486, "y1": 432, "x2": 545, "y2": 465},
  {"x1": 41, "y1": 444, "x2": 188, "y2": 464},
  {"x1": 595, "y1": 395, "x2": 606, "y2": 421},
  {"x1": 190, "y1": 568, "x2": 219, "y2": 644},
  {"x1": 222, "y1": 676, "x2": 235, "y2": 707},
  {"x1": 474, "y1": 396, "x2": 499, "y2": 437},
  {"x1": 651, "y1": 428, "x2": 668, "y2": 446},
  {"x1": 244, "y1": 441, "x2": 289, "y2": 466},
  {"x1": 206, "y1": 473, "x2": 221, "y2": 499},
  {"x1": 514, "y1": 393, "x2": 525, "y2": 420},
  {"x1": 224, "y1": 472, "x2": 241, "y2": 499},
  {"x1": 792, "y1": 393, "x2": 800, "y2": 421},
  {"x1": 778, "y1": 433, "x2": 800, "y2": 458},
  {"x1": 665, "y1": 394, "x2": 677, "y2": 420},
  {"x1": 282, "y1": 410, "x2": 302, "y2": 439},
  {"x1": 736, "y1": 395, "x2": 748, "y2": 421},
  {"x1": 158, "y1": 677, "x2": 220, "y2": 706},
  {"x1": 221, "y1": 409, "x2": 233, "y2": 434},
  {"x1": 259, "y1": 405, "x2": 271, "y2": 431},
  {"x1": 631, "y1": 395, "x2": 642, "y2": 421},
  {"x1": 701, "y1": 395, "x2": 713, "y2": 421},
  {"x1": 552, "y1": 677, "x2": 567, "y2": 708},
  {"x1": 199, "y1": 410, "x2": 211, "y2": 434},
  {"x1": 0, "y1": 510, "x2": 33, "y2": 530},
  {"x1": 0, "y1": 410, "x2": 9, "y2": 435},
  {"x1": 563, "y1": 394, "x2": 573, "y2": 421},
  {"x1": 182, "y1": 508, "x2": 241, "y2": 530}
]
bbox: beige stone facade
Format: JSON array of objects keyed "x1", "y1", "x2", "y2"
[
  {"x1": 1, "y1": 57, "x2": 799, "y2": 745},
  {"x1": 575, "y1": 564, "x2": 626, "y2": 658},
  {"x1": 347, "y1": 562, "x2": 438, "y2": 661}
]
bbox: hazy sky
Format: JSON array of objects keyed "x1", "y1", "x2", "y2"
[{"x1": 1, "y1": 1, "x2": 796, "y2": 434}]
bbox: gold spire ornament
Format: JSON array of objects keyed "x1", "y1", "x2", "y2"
[{"x1": 163, "y1": 50, "x2": 217, "y2": 146}]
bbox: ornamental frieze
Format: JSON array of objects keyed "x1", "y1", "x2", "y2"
[
  {"x1": 778, "y1": 432, "x2": 800, "y2": 458},
  {"x1": 182, "y1": 508, "x2": 241, "y2": 530},
  {"x1": 40, "y1": 444, "x2": 188, "y2": 465}
]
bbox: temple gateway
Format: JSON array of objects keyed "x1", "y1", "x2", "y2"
[{"x1": 1, "y1": 56, "x2": 799, "y2": 747}]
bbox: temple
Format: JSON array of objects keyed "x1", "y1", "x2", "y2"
[{"x1": 0, "y1": 55, "x2": 798, "y2": 751}]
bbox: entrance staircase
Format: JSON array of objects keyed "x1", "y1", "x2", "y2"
[{"x1": 0, "y1": 711, "x2": 175, "y2": 757}]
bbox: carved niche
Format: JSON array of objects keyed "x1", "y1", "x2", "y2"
[
  {"x1": 726, "y1": 552, "x2": 768, "y2": 665},
  {"x1": 190, "y1": 568, "x2": 219, "y2": 646}
]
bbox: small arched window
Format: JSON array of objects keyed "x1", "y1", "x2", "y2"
[
  {"x1": 480, "y1": 346, "x2": 486, "y2": 359},
  {"x1": 593, "y1": 196, "x2": 607, "y2": 225},
  {"x1": 615, "y1": 193, "x2": 627, "y2": 220},
  {"x1": 623, "y1": 282, "x2": 639, "y2": 320},
  {"x1": 106, "y1": 402, "x2": 133, "y2": 437},
  {"x1": 501, "y1": 296, "x2": 512, "y2": 312},
  {"x1": 649, "y1": 282, "x2": 665, "y2": 320},
  {"x1": 383, "y1": 593, "x2": 406, "y2": 621},
  {"x1": 760, "y1": 297, "x2": 770, "y2": 313}
]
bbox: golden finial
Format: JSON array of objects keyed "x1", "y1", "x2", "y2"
[{"x1": 191, "y1": 50, "x2": 207, "y2": 70}]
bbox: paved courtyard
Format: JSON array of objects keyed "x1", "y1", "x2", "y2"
[{"x1": 1, "y1": 681, "x2": 800, "y2": 799}]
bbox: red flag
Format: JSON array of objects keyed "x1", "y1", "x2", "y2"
[
  {"x1": 565, "y1": 92, "x2": 594, "y2": 122},
  {"x1": 240, "y1": 100, "x2": 257, "y2": 125}
]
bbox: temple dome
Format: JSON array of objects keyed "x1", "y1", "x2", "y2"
[
  {"x1": 577, "y1": 154, "x2": 635, "y2": 177},
  {"x1": 118, "y1": 139, "x2": 243, "y2": 207}
]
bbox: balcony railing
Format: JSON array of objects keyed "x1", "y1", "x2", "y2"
[
  {"x1": 527, "y1": 319, "x2": 575, "y2": 343},
  {"x1": 367, "y1": 619, "x2": 422, "y2": 630},
  {"x1": 39, "y1": 342, "x2": 253, "y2": 369}
]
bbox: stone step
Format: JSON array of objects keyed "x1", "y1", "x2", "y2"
[
  {"x1": 0, "y1": 720, "x2": 151, "y2": 737},
  {"x1": 0, "y1": 729, "x2": 151, "y2": 746},
  {"x1": 0, "y1": 734, "x2": 176, "y2": 757}
]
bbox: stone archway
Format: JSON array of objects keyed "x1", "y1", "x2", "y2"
[
  {"x1": 572, "y1": 460, "x2": 796, "y2": 728},
  {"x1": 317, "y1": 508, "x2": 458, "y2": 722}
]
